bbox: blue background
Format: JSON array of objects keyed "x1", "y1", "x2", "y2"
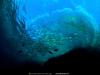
[{"x1": 18, "y1": 0, "x2": 100, "y2": 24}]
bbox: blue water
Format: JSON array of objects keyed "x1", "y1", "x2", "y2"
[
  {"x1": 11, "y1": 0, "x2": 100, "y2": 63},
  {"x1": 2, "y1": 0, "x2": 100, "y2": 63},
  {"x1": 16, "y1": 0, "x2": 100, "y2": 24}
]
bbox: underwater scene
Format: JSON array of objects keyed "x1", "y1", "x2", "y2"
[{"x1": 0, "y1": 0, "x2": 100, "y2": 74}]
